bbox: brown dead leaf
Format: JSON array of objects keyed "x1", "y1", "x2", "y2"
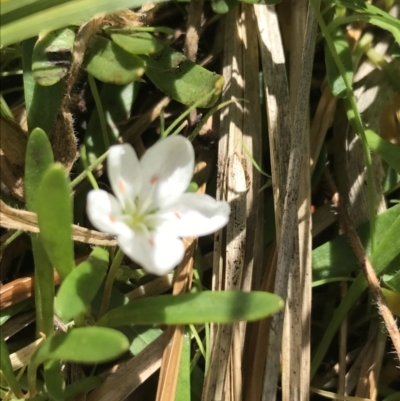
[{"x1": 0, "y1": 200, "x2": 117, "y2": 246}]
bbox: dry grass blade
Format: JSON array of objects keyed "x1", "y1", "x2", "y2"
[
  {"x1": 0, "y1": 200, "x2": 117, "y2": 246},
  {"x1": 155, "y1": 238, "x2": 196, "y2": 401},
  {"x1": 255, "y1": 4, "x2": 317, "y2": 400},
  {"x1": 282, "y1": 2, "x2": 314, "y2": 400},
  {"x1": 86, "y1": 331, "x2": 169, "y2": 401},
  {"x1": 203, "y1": 4, "x2": 263, "y2": 400}
]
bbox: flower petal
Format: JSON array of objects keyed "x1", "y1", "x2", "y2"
[
  {"x1": 86, "y1": 190, "x2": 131, "y2": 236},
  {"x1": 108, "y1": 144, "x2": 142, "y2": 211},
  {"x1": 117, "y1": 231, "x2": 185, "y2": 276},
  {"x1": 139, "y1": 136, "x2": 194, "y2": 208},
  {"x1": 158, "y1": 193, "x2": 231, "y2": 237}
]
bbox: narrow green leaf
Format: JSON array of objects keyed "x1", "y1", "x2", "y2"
[
  {"x1": 0, "y1": 333, "x2": 24, "y2": 398},
  {"x1": 28, "y1": 327, "x2": 129, "y2": 395},
  {"x1": 333, "y1": 0, "x2": 400, "y2": 44},
  {"x1": 25, "y1": 127, "x2": 55, "y2": 337},
  {"x1": 1, "y1": 0, "x2": 166, "y2": 47},
  {"x1": 312, "y1": 203, "x2": 400, "y2": 281},
  {"x1": 175, "y1": 331, "x2": 191, "y2": 401},
  {"x1": 0, "y1": 299, "x2": 32, "y2": 326},
  {"x1": 55, "y1": 247, "x2": 109, "y2": 322},
  {"x1": 84, "y1": 35, "x2": 146, "y2": 85},
  {"x1": 97, "y1": 291, "x2": 283, "y2": 327},
  {"x1": 25, "y1": 127, "x2": 54, "y2": 211},
  {"x1": 36, "y1": 164, "x2": 74, "y2": 280},
  {"x1": 311, "y1": 212, "x2": 400, "y2": 378},
  {"x1": 365, "y1": 129, "x2": 400, "y2": 175},
  {"x1": 43, "y1": 360, "x2": 65, "y2": 401},
  {"x1": 142, "y1": 45, "x2": 224, "y2": 108},
  {"x1": 32, "y1": 27, "x2": 75, "y2": 86},
  {"x1": 111, "y1": 32, "x2": 164, "y2": 55},
  {"x1": 23, "y1": 38, "x2": 64, "y2": 134},
  {"x1": 325, "y1": 28, "x2": 353, "y2": 97}
]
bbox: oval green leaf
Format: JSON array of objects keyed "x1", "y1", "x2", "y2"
[
  {"x1": 25, "y1": 127, "x2": 54, "y2": 211},
  {"x1": 111, "y1": 32, "x2": 164, "y2": 55},
  {"x1": 32, "y1": 327, "x2": 129, "y2": 366},
  {"x1": 25, "y1": 127, "x2": 56, "y2": 337},
  {"x1": 84, "y1": 35, "x2": 146, "y2": 85},
  {"x1": 55, "y1": 247, "x2": 109, "y2": 322},
  {"x1": 142, "y1": 45, "x2": 224, "y2": 108},
  {"x1": 32, "y1": 27, "x2": 75, "y2": 86},
  {"x1": 97, "y1": 291, "x2": 283, "y2": 327},
  {"x1": 36, "y1": 163, "x2": 74, "y2": 280}
]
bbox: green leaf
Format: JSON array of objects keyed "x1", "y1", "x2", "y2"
[
  {"x1": 211, "y1": 0, "x2": 238, "y2": 14},
  {"x1": 325, "y1": 28, "x2": 353, "y2": 97},
  {"x1": 142, "y1": 45, "x2": 224, "y2": 108},
  {"x1": 97, "y1": 291, "x2": 283, "y2": 327},
  {"x1": 28, "y1": 327, "x2": 129, "y2": 395},
  {"x1": 84, "y1": 35, "x2": 146, "y2": 85},
  {"x1": 0, "y1": 333, "x2": 23, "y2": 398},
  {"x1": 311, "y1": 211, "x2": 400, "y2": 378},
  {"x1": 55, "y1": 247, "x2": 109, "y2": 322},
  {"x1": 333, "y1": 0, "x2": 400, "y2": 44},
  {"x1": 25, "y1": 127, "x2": 54, "y2": 211},
  {"x1": 64, "y1": 376, "x2": 103, "y2": 400},
  {"x1": 43, "y1": 360, "x2": 65, "y2": 401},
  {"x1": 111, "y1": 32, "x2": 164, "y2": 55},
  {"x1": 32, "y1": 27, "x2": 75, "y2": 86},
  {"x1": 383, "y1": 270, "x2": 400, "y2": 294},
  {"x1": 365, "y1": 129, "x2": 400, "y2": 175},
  {"x1": 25, "y1": 127, "x2": 55, "y2": 337},
  {"x1": 23, "y1": 38, "x2": 64, "y2": 134},
  {"x1": 36, "y1": 164, "x2": 74, "y2": 280},
  {"x1": 312, "y1": 203, "x2": 400, "y2": 281},
  {"x1": 124, "y1": 326, "x2": 163, "y2": 355},
  {"x1": 33, "y1": 327, "x2": 129, "y2": 365},
  {"x1": 0, "y1": 299, "x2": 33, "y2": 326},
  {"x1": 1, "y1": 0, "x2": 166, "y2": 47},
  {"x1": 175, "y1": 331, "x2": 191, "y2": 401}
]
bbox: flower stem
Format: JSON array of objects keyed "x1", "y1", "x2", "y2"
[{"x1": 99, "y1": 248, "x2": 124, "y2": 317}]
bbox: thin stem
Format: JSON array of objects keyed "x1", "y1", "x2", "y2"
[
  {"x1": 99, "y1": 248, "x2": 125, "y2": 317},
  {"x1": 310, "y1": 0, "x2": 376, "y2": 252},
  {"x1": 162, "y1": 89, "x2": 216, "y2": 138},
  {"x1": 69, "y1": 149, "x2": 109, "y2": 189},
  {"x1": 79, "y1": 145, "x2": 99, "y2": 190},
  {"x1": 88, "y1": 73, "x2": 110, "y2": 150}
]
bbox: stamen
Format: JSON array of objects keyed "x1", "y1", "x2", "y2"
[
  {"x1": 109, "y1": 216, "x2": 116, "y2": 222},
  {"x1": 174, "y1": 212, "x2": 182, "y2": 219},
  {"x1": 148, "y1": 238, "x2": 155, "y2": 247}
]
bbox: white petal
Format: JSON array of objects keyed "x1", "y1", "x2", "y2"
[
  {"x1": 86, "y1": 190, "x2": 131, "y2": 236},
  {"x1": 117, "y1": 231, "x2": 185, "y2": 276},
  {"x1": 158, "y1": 193, "x2": 231, "y2": 237},
  {"x1": 139, "y1": 136, "x2": 194, "y2": 208},
  {"x1": 108, "y1": 144, "x2": 142, "y2": 211}
]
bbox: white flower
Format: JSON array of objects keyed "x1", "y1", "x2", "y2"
[{"x1": 86, "y1": 136, "x2": 230, "y2": 275}]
